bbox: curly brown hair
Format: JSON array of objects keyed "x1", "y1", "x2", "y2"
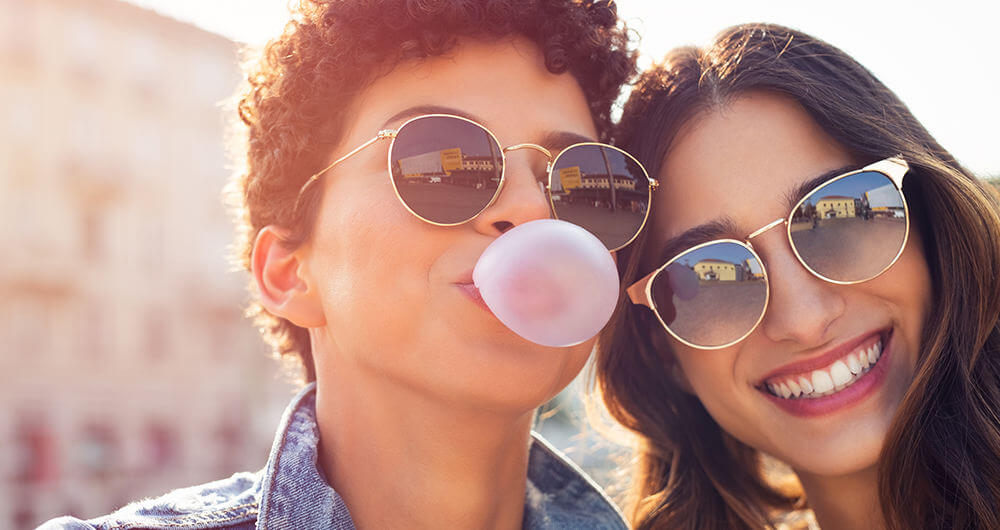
[{"x1": 229, "y1": 0, "x2": 636, "y2": 383}]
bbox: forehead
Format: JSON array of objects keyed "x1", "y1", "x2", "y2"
[
  {"x1": 653, "y1": 91, "x2": 855, "y2": 241},
  {"x1": 344, "y1": 37, "x2": 597, "y2": 145}
]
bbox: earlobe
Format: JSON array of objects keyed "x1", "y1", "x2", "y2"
[{"x1": 251, "y1": 226, "x2": 326, "y2": 328}]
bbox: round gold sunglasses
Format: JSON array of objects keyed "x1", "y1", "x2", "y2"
[
  {"x1": 627, "y1": 156, "x2": 910, "y2": 349},
  {"x1": 294, "y1": 113, "x2": 658, "y2": 251}
]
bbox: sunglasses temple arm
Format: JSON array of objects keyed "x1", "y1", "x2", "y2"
[
  {"x1": 292, "y1": 131, "x2": 394, "y2": 212},
  {"x1": 626, "y1": 272, "x2": 655, "y2": 308},
  {"x1": 863, "y1": 156, "x2": 908, "y2": 187}
]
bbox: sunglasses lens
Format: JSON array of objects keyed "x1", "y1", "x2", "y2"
[
  {"x1": 549, "y1": 144, "x2": 650, "y2": 250},
  {"x1": 390, "y1": 116, "x2": 503, "y2": 224},
  {"x1": 651, "y1": 242, "x2": 767, "y2": 348},
  {"x1": 789, "y1": 171, "x2": 907, "y2": 282}
]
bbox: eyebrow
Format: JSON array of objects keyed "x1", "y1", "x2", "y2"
[
  {"x1": 782, "y1": 164, "x2": 859, "y2": 210},
  {"x1": 380, "y1": 105, "x2": 487, "y2": 129},
  {"x1": 655, "y1": 217, "x2": 743, "y2": 265},
  {"x1": 380, "y1": 105, "x2": 596, "y2": 150},
  {"x1": 653, "y1": 163, "x2": 862, "y2": 266}
]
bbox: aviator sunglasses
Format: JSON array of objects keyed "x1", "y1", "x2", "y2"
[
  {"x1": 628, "y1": 156, "x2": 910, "y2": 349},
  {"x1": 295, "y1": 113, "x2": 657, "y2": 251}
]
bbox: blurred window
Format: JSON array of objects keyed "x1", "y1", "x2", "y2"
[
  {"x1": 81, "y1": 209, "x2": 106, "y2": 263},
  {"x1": 65, "y1": 11, "x2": 101, "y2": 79},
  {"x1": 145, "y1": 422, "x2": 178, "y2": 471},
  {"x1": 2, "y1": 0, "x2": 38, "y2": 66},
  {"x1": 128, "y1": 33, "x2": 162, "y2": 97},
  {"x1": 13, "y1": 416, "x2": 57, "y2": 484},
  {"x1": 215, "y1": 411, "x2": 245, "y2": 473},
  {"x1": 76, "y1": 422, "x2": 117, "y2": 478}
]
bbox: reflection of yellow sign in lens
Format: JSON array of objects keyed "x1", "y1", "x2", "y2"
[
  {"x1": 440, "y1": 148, "x2": 462, "y2": 174},
  {"x1": 559, "y1": 166, "x2": 581, "y2": 190}
]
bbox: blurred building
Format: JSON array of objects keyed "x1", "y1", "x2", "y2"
[{"x1": 0, "y1": 0, "x2": 294, "y2": 527}]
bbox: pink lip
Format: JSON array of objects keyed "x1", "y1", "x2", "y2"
[
  {"x1": 759, "y1": 329, "x2": 894, "y2": 417},
  {"x1": 758, "y1": 329, "x2": 887, "y2": 384},
  {"x1": 455, "y1": 270, "x2": 493, "y2": 315}
]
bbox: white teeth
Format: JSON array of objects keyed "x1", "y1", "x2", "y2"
[
  {"x1": 867, "y1": 344, "x2": 879, "y2": 364},
  {"x1": 846, "y1": 354, "x2": 862, "y2": 375},
  {"x1": 859, "y1": 351, "x2": 870, "y2": 369},
  {"x1": 811, "y1": 370, "x2": 835, "y2": 393},
  {"x1": 765, "y1": 338, "x2": 885, "y2": 399},
  {"x1": 830, "y1": 361, "x2": 852, "y2": 388}
]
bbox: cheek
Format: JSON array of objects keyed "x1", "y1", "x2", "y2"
[
  {"x1": 311, "y1": 179, "x2": 438, "y2": 316},
  {"x1": 882, "y1": 229, "x2": 933, "y2": 358},
  {"x1": 673, "y1": 345, "x2": 739, "y2": 404}
]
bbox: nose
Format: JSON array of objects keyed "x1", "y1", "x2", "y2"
[
  {"x1": 471, "y1": 149, "x2": 552, "y2": 236},
  {"x1": 757, "y1": 232, "x2": 846, "y2": 346}
]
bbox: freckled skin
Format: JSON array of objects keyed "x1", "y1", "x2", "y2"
[{"x1": 652, "y1": 91, "x2": 931, "y2": 476}]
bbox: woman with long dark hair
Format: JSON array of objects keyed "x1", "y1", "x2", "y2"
[{"x1": 597, "y1": 23, "x2": 1000, "y2": 529}]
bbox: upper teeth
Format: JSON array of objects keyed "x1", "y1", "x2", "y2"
[{"x1": 766, "y1": 340, "x2": 882, "y2": 399}]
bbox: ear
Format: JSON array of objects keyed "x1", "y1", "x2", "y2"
[{"x1": 251, "y1": 226, "x2": 326, "y2": 328}]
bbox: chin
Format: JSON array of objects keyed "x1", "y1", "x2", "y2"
[
  {"x1": 444, "y1": 340, "x2": 592, "y2": 412},
  {"x1": 778, "y1": 420, "x2": 891, "y2": 477}
]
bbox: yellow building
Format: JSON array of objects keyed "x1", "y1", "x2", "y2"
[
  {"x1": 814, "y1": 196, "x2": 856, "y2": 218},
  {"x1": 694, "y1": 259, "x2": 744, "y2": 282}
]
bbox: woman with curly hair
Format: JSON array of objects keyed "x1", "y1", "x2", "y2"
[
  {"x1": 597, "y1": 23, "x2": 1000, "y2": 529},
  {"x1": 43, "y1": 1, "x2": 645, "y2": 528}
]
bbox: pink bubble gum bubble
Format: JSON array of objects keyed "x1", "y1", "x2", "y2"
[{"x1": 473, "y1": 219, "x2": 620, "y2": 347}]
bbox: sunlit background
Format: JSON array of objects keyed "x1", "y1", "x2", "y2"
[{"x1": 1, "y1": 0, "x2": 996, "y2": 528}]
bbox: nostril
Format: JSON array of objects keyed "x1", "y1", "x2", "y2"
[{"x1": 493, "y1": 221, "x2": 514, "y2": 233}]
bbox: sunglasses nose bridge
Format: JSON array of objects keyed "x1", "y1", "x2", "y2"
[
  {"x1": 502, "y1": 143, "x2": 553, "y2": 157},
  {"x1": 501, "y1": 143, "x2": 555, "y2": 188},
  {"x1": 746, "y1": 217, "x2": 787, "y2": 241}
]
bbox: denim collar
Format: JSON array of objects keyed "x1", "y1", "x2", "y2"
[{"x1": 257, "y1": 383, "x2": 627, "y2": 529}]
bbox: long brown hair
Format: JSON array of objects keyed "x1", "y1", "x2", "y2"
[{"x1": 596, "y1": 23, "x2": 1000, "y2": 529}]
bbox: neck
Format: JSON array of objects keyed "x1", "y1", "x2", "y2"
[
  {"x1": 313, "y1": 360, "x2": 534, "y2": 530},
  {"x1": 796, "y1": 465, "x2": 883, "y2": 530}
]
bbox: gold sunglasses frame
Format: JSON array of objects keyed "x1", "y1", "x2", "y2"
[
  {"x1": 627, "y1": 156, "x2": 910, "y2": 350},
  {"x1": 294, "y1": 113, "x2": 659, "y2": 251}
]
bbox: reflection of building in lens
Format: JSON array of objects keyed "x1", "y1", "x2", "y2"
[
  {"x1": 865, "y1": 183, "x2": 905, "y2": 218},
  {"x1": 693, "y1": 259, "x2": 745, "y2": 281},
  {"x1": 397, "y1": 150, "x2": 455, "y2": 180},
  {"x1": 395, "y1": 148, "x2": 500, "y2": 187},
  {"x1": 552, "y1": 164, "x2": 645, "y2": 213},
  {"x1": 578, "y1": 172, "x2": 637, "y2": 191},
  {"x1": 814, "y1": 196, "x2": 857, "y2": 218},
  {"x1": 743, "y1": 258, "x2": 764, "y2": 279},
  {"x1": 461, "y1": 155, "x2": 497, "y2": 173}
]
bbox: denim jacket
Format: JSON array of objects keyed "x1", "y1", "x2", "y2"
[{"x1": 41, "y1": 383, "x2": 627, "y2": 529}]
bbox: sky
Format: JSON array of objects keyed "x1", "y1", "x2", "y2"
[{"x1": 122, "y1": 0, "x2": 1000, "y2": 177}]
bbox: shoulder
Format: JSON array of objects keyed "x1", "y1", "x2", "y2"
[
  {"x1": 37, "y1": 471, "x2": 262, "y2": 530},
  {"x1": 525, "y1": 433, "x2": 628, "y2": 530}
]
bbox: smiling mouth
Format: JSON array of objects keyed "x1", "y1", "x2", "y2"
[{"x1": 761, "y1": 332, "x2": 888, "y2": 400}]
